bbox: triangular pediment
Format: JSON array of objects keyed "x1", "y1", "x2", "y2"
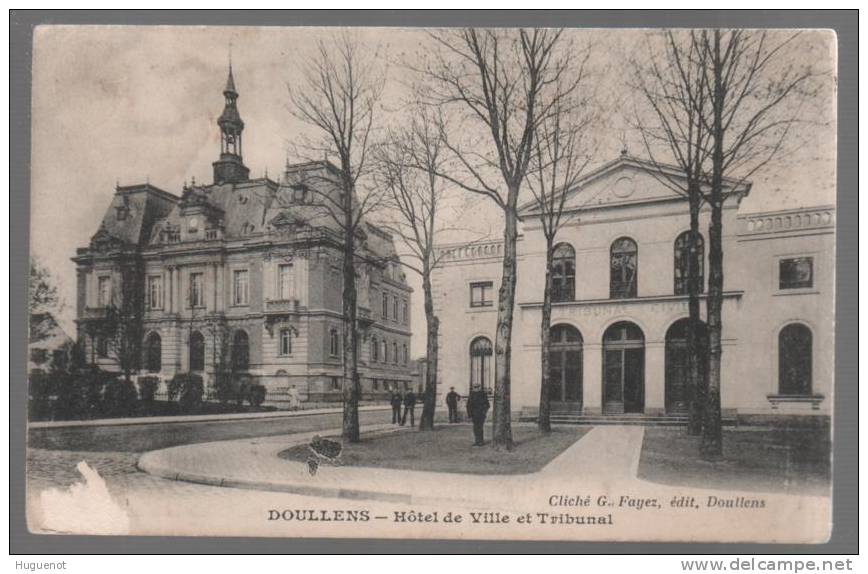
[{"x1": 521, "y1": 155, "x2": 750, "y2": 216}]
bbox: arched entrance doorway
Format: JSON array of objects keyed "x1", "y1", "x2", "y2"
[
  {"x1": 549, "y1": 324, "x2": 583, "y2": 412},
  {"x1": 602, "y1": 321, "x2": 645, "y2": 414},
  {"x1": 665, "y1": 318, "x2": 708, "y2": 414}
]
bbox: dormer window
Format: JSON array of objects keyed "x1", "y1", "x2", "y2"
[
  {"x1": 188, "y1": 217, "x2": 199, "y2": 233},
  {"x1": 115, "y1": 206, "x2": 129, "y2": 221}
]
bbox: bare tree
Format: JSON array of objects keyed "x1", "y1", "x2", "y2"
[
  {"x1": 419, "y1": 28, "x2": 572, "y2": 449},
  {"x1": 524, "y1": 60, "x2": 595, "y2": 433},
  {"x1": 374, "y1": 103, "x2": 456, "y2": 431},
  {"x1": 286, "y1": 32, "x2": 387, "y2": 442},
  {"x1": 630, "y1": 30, "x2": 714, "y2": 436},
  {"x1": 697, "y1": 29, "x2": 820, "y2": 458}
]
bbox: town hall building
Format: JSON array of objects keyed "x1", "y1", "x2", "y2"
[
  {"x1": 432, "y1": 154, "x2": 834, "y2": 420},
  {"x1": 73, "y1": 66, "x2": 414, "y2": 402}
]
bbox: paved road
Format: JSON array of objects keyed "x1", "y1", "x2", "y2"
[{"x1": 27, "y1": 409, "x2": 393, "y2": 495}]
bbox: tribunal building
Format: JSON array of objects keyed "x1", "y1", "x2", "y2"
[
  {"x1": 73, "y1": 66, "x2": 414, "y2": 401},
  {"x1": 432, "y1": 154, "x2": 834, "y2": 420}
]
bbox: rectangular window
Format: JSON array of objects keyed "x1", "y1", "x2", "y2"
[
  {"x1": 382, "y1": 292, "x2": 389, "y2": 319},
  {"x1": 402, "y1": 299, "x2": 408, "y2": 325},
  {"x1": 372, "y1": 378, "x2": 379, "y2": 391},
  {"x1": 779, "y1": 257, "x2": 814, "y2": 290},
  {"x1": 233, "y1": 269, "x2": 249, "y2": 305},
  {"x1": 190, "y1": 272, "x2": 204, "y2": 307},
  {"x1": 331, "y1": 376, "x2": 341, "y2": 390},
  {"x1": 470, "y1": 281, "x2": 494, "y2": 308},
  {"x1": 97, "y1": 276, "x2": 112, "y2": 307},
  {"x1": 329, "y1": 329, "x2": 340, "y2": 357},
  {"x1": 277, "y1": 264, "x2": 294, "y2": 300},
  {"x1": 96, "y1": 336, "x2": 109, "y2": 358},
  {"x1": 393, "y1": 296, "x2": 399, "y2": 320},
  {"x1": 279, "y1": 328, "x2": 292, "y2": 356},
  {"x1": 147, "y1": 275, "x2": 163, "y2": 309}
]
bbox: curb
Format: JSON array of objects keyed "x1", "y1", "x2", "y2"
[
  {"x1": 135, "y1": 426, "x2": 493, "y2": 507},
  {"x1": 29, "y1": 405, "x2": 391, "y2": 430}
]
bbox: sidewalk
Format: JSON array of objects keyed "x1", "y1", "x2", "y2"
[
  {"x1": 30, "y1": 405, "x2": 390, "y2": 430},
  {"x1": 137, "y1": 424, "x2": 647, "y2": 508}
]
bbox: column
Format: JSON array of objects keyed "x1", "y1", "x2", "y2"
[
  {"x1": 164, "y1": 267, "x2": 172, "y2": 313},
  {"x1": 174, "y1": 266, "x2": 182, "y2": 314},
  {"x1": 583, "y1": 343, "x2": 602, "y2": 414},
  {"x1": 166, "y1": 267, "x2": 174, "y2": 313},
  {"x1": 211, "y1": 263, "x2": 218, "y2": 312},
  {"x1": 645, "y1": 341, "x2": 666, "y2": 415},
  {"x1": 217, "y1": 262, "x2": 225, "y2": 312}
]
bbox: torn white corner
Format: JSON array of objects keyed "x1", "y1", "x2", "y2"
[{"x1": 38, "y1": 461, "x2": 130, "y2": 535}]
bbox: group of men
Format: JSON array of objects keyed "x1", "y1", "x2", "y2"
[{"x1": 390, "y1": 385, "x2": 491, "y2": 446}]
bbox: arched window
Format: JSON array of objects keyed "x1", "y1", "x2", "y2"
[
  {"x1": 383, "y1": 339, "x2": 390, "y2": 363},
  {"x1": 469, "y1": 336, "x2": 493, "y2": 391},
  {"x1": 674, "y1": 231, "x2": 705, "y2": 295},
  {"x1": 392, "y1": 342, "x2": 398, "y2": 365},
  {"x1": 144, "y1": 332, "x2": 162, "y2": 373},
  {"x1": 779, "y1": 323, "x2": 812, "y2": 395},
  {"x1": 371, "y1": 336, "x2": 379, "y2": 362},
  {"x1": 189, "y1": 331, "x2": 205, "y2": 372},
  {"x1": 231, "y1": 330, "x2": 250, "y2": 372},
  {"x1": 552, "y1": 243, "x2": 576, "y2": 302},
  {"x1": 610, "y1": 237, "x2": 638, "y2": 298}
]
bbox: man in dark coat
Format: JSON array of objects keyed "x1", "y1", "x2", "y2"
[
  {"x1": 401, "y1": 389, "x2": 417, "y2": 427},
  {"x1": 466, "y1": 386, "x2": 490, "y2": 446},
  {"x1": 390, "y1": 391, "x2": 403, "y2": 424},
  {"x1": 445, "y1": 387, "x2": 461, "y2": 423}
]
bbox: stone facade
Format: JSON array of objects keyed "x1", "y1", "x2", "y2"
[
  {"x1": 72, "y1": 67, "x2": 413, "y2": 402},
  {"x1": 432, "y1": 155, "x2": 834, "y2": 418}
]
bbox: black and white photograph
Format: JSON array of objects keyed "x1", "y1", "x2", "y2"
[{"x1": 24, "y1": 22, "x2": 838, "y2": 542}]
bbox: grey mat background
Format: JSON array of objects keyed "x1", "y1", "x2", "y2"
[{"x1": 10, "y1": 10, "x2": 858, "y2": 554}]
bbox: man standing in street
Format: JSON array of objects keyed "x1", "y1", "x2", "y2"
[
  {"x1": 390, "y1": 390, "x2": 403, "y2": 425},
  {"x1": 402, "y1": 389, "x2": 417, "y2": 427},
  {"x1": 445, "y1": 387, "x2": 461, "y2": 423},
  {"x1": 466, "y1": 386, "x2": 490, "y2": 446}
]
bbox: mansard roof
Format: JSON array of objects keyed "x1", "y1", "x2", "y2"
[{"x1": 90, "y1": 183, "x2": 178, "y2": 249}]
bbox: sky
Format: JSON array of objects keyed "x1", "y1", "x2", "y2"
[{"x1": 30, "y1": 26, "x2": 837, "y2": 356}]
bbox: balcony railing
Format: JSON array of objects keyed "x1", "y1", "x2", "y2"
[{"x1": 265, "y1": 299, "x2": 300, "y2": 313}]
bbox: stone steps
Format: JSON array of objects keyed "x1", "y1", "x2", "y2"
[{"x1": 519, "y1": 412, "x2": 739, "y2": 427}]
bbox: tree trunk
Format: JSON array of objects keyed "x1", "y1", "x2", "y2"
[
  {"x1": 418, "y1": 265, "x2": 440, "y2": 431},
  {"x1": 686, "y1": 190, "x2": 704, "y2": 436},
  {"x1": 341, "y1": 186, "x2": 361, "y2": 443},
  {"x1": 702, "y1": 30, "x2": 724, "y2": 459},
  {"x1": 537, "y1": 236, "x2": 554, "y2": 433},
  {"x1": 492, "y1": 195, "x2": 519, "y2": 450}
]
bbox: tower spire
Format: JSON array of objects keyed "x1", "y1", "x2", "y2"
[{"x1": 213, "y1": 55, "x2": 249, "y2": 185}]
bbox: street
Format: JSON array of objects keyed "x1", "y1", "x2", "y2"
[{"x1": 27, "y1": 409, "x2": 392, "y2": 495}]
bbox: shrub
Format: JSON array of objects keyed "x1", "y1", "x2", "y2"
[
  {"x1": 213, "y1": 372, "x2": 236, "y2": 404},
  {"x1": 233, "y1": 374, "x2": 253, "y2": 407},
  {"x1": 247, "y1": 384, "x2": 266, "y2": 407},
  {"x1": 167, "y1": 373, "x2": 184, "y2": 402},
  {"x1": 103, "y1": 378, "x2": 138, "y2": 417},
  {"x1": 137, "y1": 376, "x2": 159, "y2": 403},
  {"x1": 170, "y1": 373, "x2": 204, "y2": 412}
]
